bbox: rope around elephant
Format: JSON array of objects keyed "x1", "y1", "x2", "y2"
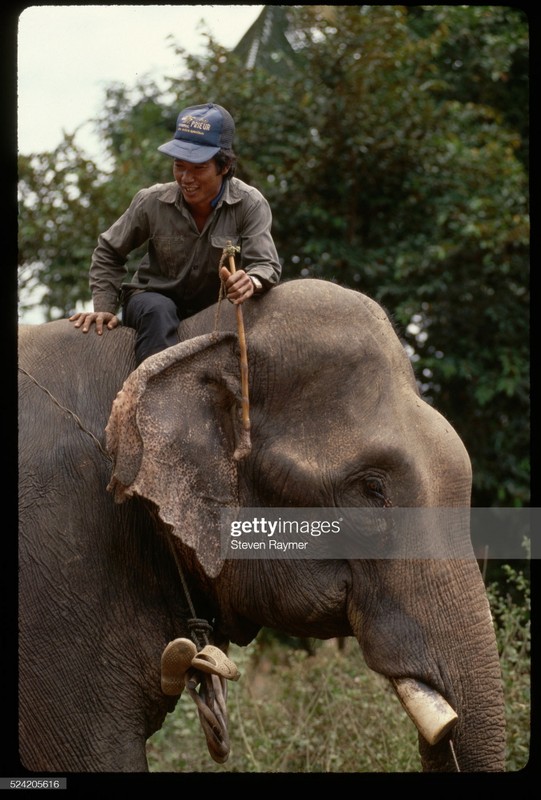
[
  {"x1": 18, "y1": 367, "x2": 112, "y2": 460},
  {"x1": 18, "y1": 364, "x2": 240, "y2": 764},
  {"x1": 17, "y1": 247, "x2": 250, "y2": 762}
]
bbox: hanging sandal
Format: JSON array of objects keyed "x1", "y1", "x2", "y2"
[
  {"x1": 191, "y1": 645, "x2": 241, "y2": 681},
  {"x1": 160, "y1": 637, "x2": 198, "y2": 696}
]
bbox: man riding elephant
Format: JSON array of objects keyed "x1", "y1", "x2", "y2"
[{"x1": 69, "y1": 101, "x2": 282, "y2": 365}]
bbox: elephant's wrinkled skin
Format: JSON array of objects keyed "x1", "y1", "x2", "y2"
[{"x1": 18, "y1": 279, "x2": 505, "y2": 772}]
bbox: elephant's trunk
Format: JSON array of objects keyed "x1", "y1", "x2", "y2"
[
  {"x1": 417, "y1": 662, "x2": 506, "y2": 772},
  {"x1": 349, "y1": 556, "x2": 506, "y2": 772},
  {"x1": 390, "y1": 665, "x2": 505, "y2": 771}
]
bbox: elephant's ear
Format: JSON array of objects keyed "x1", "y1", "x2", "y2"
[{"x1": 105, "y1": 331, "x2": 244, "y2": 578}]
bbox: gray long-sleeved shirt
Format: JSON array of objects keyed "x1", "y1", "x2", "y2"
[{"x1": 90, "y1": 177, "x2": 282, "y2": 316}]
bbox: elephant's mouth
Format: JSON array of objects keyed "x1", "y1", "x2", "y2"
[{"x1": 390, "y1": 677, "x2": 458, "y2": 746}]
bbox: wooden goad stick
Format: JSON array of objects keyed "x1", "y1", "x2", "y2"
[{"x1": 223, "y1": 241, "x2": 251, "y2": 460}]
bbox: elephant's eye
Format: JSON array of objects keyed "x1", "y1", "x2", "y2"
[
  {"x1": 364, "y1": 477, "x2": 391, "y2": 506},
  {"x1": 365, "y1": 477, "x2": 384, "y2": 498},
  {"x1": 341, "y1": 473, "x2": 392, "y2": 508}
]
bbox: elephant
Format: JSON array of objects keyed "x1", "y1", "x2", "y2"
[{"x1": 18, "y1": 278, "x2": 506, "y2": 773}]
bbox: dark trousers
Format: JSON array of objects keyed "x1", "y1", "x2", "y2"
[{"x1": 123, "y1": 291, "x2": 181, "y2": 366}]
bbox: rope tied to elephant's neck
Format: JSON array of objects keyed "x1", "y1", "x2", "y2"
[
  {"x1": 185, "y1": 671, "x2": 231, "y2": 763},
  {"x1": 165, "y1": 532, "x2": 213, "y2": 650},
  {"x1": 21, "y1": 354, "x2": 234, "y2": 763},
  {"x1": 164, "y1": 527, "x2": 234, "y2": 763},
  {"x1": 18, "y1": 366, "x2": 112, "y2": 461}
]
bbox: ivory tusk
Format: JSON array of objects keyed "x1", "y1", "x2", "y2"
[{"x1": 391, "y1": 677, "x2": 458, "y2": 746}]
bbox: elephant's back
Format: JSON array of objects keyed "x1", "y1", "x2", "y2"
[
  {"x1": 18, "y1": 320, "x2": 137, "y2": 438},
  {"x1": 19, "y1": 319, "x2": 136, "y2": 381}
]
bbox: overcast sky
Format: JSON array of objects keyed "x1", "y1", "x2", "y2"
[{"x1": 17, "y1": 4, "x2": 264, "y2": 163}]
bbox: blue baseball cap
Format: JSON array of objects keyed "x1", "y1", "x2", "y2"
[{"x1": 158, "y1": 103, "x2": 235, "y2": 163}]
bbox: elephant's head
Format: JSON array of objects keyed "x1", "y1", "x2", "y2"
[{"x1": 105, "y1": 279, "x2": 506, "y2": 772}]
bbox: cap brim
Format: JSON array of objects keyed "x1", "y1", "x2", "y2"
[{"x1": 157, "y1": 139, "x2": 220, "y2": 163}]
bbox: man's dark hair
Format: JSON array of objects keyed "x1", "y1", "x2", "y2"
[{"x1": 214, "y1": 148, "x2": 237, "y2": 179}]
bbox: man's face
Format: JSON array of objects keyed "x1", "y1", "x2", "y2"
[{"x1": 173, "y1": 158, "x2": 226, "y2": 210}]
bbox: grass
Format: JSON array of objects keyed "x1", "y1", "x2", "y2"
[
  {"x1": 146, "y1": 564, "x2": 530, "y2": 773},
  {"x1": 486, "y1": 563, "x2": 531, "y2": 772}
]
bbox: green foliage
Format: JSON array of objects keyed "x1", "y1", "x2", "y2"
[
  {"x1": 18, "y1": 139, "x2": 110, "y2": 318},
  {"x1": 17, "y1": 5, "x2": 529, "y2": 506},
  {"x1": 408, "y1": 5, "x2": 529, "y2": 167}
]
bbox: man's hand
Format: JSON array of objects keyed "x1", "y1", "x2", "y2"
[
  {"x1": 219, "y1": 267, "x2": 255, "y2": 305},
  {"x1": 69, "y1": 311, "x2": 119, "y2": 334}
]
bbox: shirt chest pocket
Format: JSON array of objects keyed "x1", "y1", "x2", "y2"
[{"x1": 150, "y1": 235, "x2": 188, "y2": 278}]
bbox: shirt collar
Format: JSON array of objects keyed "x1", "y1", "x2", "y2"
[{"x1": 210, "y1": 180, "x2": 226, "y2": 208}]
